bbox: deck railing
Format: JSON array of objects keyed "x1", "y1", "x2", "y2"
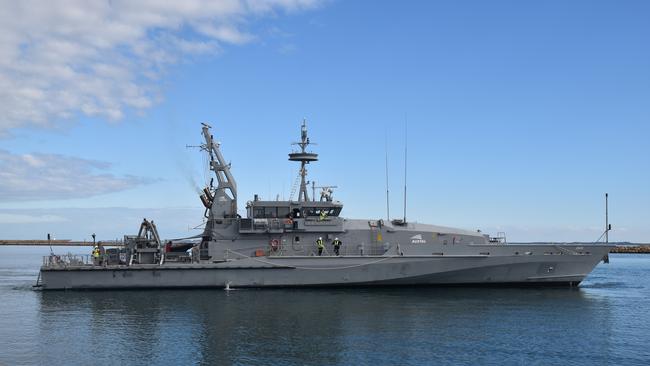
[
  {"x1": 42, "y1": 253, "x2": 97, "y2": 268},
  {"x1": 268, "y1": 242, "x2": 389, "y2": 257}
]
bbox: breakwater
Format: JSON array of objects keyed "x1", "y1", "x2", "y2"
[{"x1": 611, "y1": 245, "x2": 650, "y2": 254}]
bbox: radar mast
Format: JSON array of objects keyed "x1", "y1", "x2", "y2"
[{"x1": 289, "y1": 120, "x2": 318, "y2": 202}]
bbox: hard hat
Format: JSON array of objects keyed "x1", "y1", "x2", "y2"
[
  {"x1": 335, "y1": 237, "x2": 339, "y2": 240},
  {"x1": 319, "y1": 237, "x2": 322, "y2": 239}
]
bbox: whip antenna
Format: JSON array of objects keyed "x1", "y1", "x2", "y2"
[
  {"x1": 403, "y1": 114, "x2": 408, "y2": 223},
  {"x1": 385, "y1": 130, "x2": 390, "y2": 221}
]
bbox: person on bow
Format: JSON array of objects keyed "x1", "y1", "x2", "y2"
[{"x1": 316, "y1": 237, "x2": 324, "y2": 256}]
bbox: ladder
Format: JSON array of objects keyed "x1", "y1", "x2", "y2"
[{"x1": 289, "y1": 172, "x2": 301, "y2": 201}]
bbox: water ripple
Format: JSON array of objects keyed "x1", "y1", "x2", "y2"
[{"x1": 0, "y1": 249, "x2": 649, "y2": 365}]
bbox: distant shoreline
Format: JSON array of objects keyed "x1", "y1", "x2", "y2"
[{"x1": 0, "y1": 240, "x2": 123, "y2": 247}]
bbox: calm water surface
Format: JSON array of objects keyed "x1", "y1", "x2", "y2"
[{"x1": 0, "y1": 246, "x2": 649, "y2": 365}]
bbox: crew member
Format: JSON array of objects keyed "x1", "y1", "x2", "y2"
[
  {"x1": 319, "y1": 210, "x2": 327, "y2": 221},
  {"x1": 92, "y1": 246, "x2": 100, "y2": 265},
  {"x1": 316, "y1": 237, "x2": 324, "y2": 256},
  {"x1": 332, "y1": 237, "x2": 342, "y2": 256}
]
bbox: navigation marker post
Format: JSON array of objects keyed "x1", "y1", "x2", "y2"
[
  {"x1": 47, "y1": 233, "x2": 53, "y2": 256},
  {"x1": 605, "y1": 193, "x2": 610, "y2": 244}
]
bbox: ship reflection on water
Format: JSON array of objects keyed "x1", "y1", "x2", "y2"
[{"x1": 37, "y1": 286, "x2": 619, "y2": 365}]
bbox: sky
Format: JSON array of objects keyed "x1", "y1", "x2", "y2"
[{"x1": 0, "y1": 0, "x2": 648, "y2": 242}]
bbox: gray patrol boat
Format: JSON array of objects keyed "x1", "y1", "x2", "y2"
[{"x1": 37, "y1": 122, "x2": 613, "y2": 290}]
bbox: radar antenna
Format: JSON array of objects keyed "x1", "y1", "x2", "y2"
[{"x1": 312, "y1": 181, "x2": 338, "y2": 202}]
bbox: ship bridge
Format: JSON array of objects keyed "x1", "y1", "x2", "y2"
[
  {"x1": 246, "y1": 199, "x2": 343, "y2": 220},
  {"x1": 239, "y1": 198, "x2": 344, "y2": 235}
]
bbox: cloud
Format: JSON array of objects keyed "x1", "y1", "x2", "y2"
[
  {"x1": 0, "y1": 149, "x2": 152, "y2": 201},
  {"x1": 0, "y1": 213, "x2": 69, "y2": 224},
  {"x1": 0, "y1": 207, "x2": 202, "y2": 240},
  {"x1": 0, "y1": 0, "x2": 321, "y2": 135}
]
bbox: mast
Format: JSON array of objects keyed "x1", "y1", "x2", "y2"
[{"x1": 289, "y1": 120, "x2": 318, "y2": 202}]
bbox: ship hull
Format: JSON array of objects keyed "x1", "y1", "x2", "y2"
[{"x1": 39, "y1": 246, "x2": 611, "y2": 290}]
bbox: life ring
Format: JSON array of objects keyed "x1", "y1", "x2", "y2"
[
  {"x1": 270, "y1": 239, "x2": 280, "y2": 251},
  {"x1": 284, "y1": 218, "x2": 293, "y2": 225}
]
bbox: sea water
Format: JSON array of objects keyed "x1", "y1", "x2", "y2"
[{"x1": 0, "y1": 246, "x2": 648, "y2": 365}]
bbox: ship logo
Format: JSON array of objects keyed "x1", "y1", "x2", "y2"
[{"x1": 410, "y1": 234, "x2": 426, "y2": 244}]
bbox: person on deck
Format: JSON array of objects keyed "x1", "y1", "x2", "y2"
[
  {"x1": 92, "y1": 246, "x2": 100, "y2": 265},
  {"x1": 316, "y1": 237, "x2": 324, "y2": 256},
  {"x1": 332, "y1": 237, "x2": 342, "y2": 256}
]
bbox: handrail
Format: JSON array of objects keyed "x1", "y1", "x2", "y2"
[
  {"x1": 554, "y1": 245, "x2": 580, "y2": 255},
  {"x1": 42, "y1": 253, "x2": 95, "y2": 268},
  {"x1": 269, "y1": 241, "x2": 388, "y2": 257}
]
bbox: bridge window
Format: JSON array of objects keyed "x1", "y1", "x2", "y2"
[
  {"x1": 278, "y1": 207, "x2": 290, "y2": 218},
  {"x1": 264, "y1": 207, "x2": 278, "y2": 218},
  {"x1": 304, "y1": 207, "x2": 341, "y2": 217},
  {"x1": 252, "y1": 207, "x2": 282, "y2": 218}
]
